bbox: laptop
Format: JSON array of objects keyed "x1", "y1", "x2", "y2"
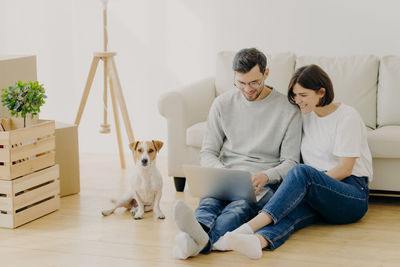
[{"x1": 183, "y1": 165, "x2": 269, "y2": 202}]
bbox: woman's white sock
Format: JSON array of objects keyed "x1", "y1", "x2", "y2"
[
  {"x1": 212, "y1": 223, "x2": 254, "y2": 251},
  {"x1": 233, "y1": 223, "x2": 254, "y2": 234},
  {"x1": 225, "y1": 232, "x2": 262, "y2": 259}
]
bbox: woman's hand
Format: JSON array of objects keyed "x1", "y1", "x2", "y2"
[{"x1": 252, "y1": 173, "x2": 269, "y2": 194}]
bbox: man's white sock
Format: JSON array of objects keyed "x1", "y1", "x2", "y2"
[
  {"x1": 173, "y1": 200, "x2": 209, "y2": 254},
  {"x1": 212, "y1": 223, "x2": 254, "y2": 251},
  {"x1": 173, "y1": 232, "x2": 200, "y2": 259},
  {"x1": 225, "y1": 232, "x2": 263, "y2": 259}
]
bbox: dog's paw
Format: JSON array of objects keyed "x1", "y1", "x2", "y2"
[
  {"x1": 130, "y1": 208, "x2": 137, "y2": 217},
  {"x1": 133, "y1": 210, "x2": 144, "y2": 220},
  {"x1": 154, "y1": 211, "x2": 165, "y2": 219},
  {"x1": 101, "y1": 210, "x2": 112, "y2": 216},
  {"x1": 134, "y1": 214, "x2": 143, "y2": 220}
]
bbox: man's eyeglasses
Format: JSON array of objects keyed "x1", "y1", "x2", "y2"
[{"x1": 234, "y1": 79, "x2": 264, "y2": 90}]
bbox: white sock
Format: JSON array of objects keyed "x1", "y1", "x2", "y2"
[
  {"x1": 173, "y1": 232, "x2": 200, "y2": 259},
  {"x1": 173, "y1": 200, "x2": 209, "y2": 254},
  {"x1": 213, "y1": 223, "x2": 254, "y2": 251},
  {"x1": 226, "y1": 232, "x2": 263, "y2": 259},
  {"x1": 233, "y1": 223, "x2": 254, "y2": 234},
  {"x1": 212, "y1": 236, "x2": 229, "y2": 251}
]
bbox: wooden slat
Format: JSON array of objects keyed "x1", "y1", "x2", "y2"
[
  {"x1": 13, "y1": 195, "x2": 59, "y2": 227},
  {"x1": 0, "y1": 118, "x2": 12, "y2": 131},
  {"x1": 0, "y1": 197, "x2": 12, "y2": 211},
  {"x1": 0, "y1": 179, "x2": 12, "y2": 211},
  {"x1": 13, "y1": 180, "x2": 59, "y2": 210},
  {"x1": 13, "y1": 165, "x2": 59, "y2": 193},
  {"x1": 0, "y1": 213, "x2": 13, "y2": 228},
  {"x1": 8, "y1": 152, "x2": 55, "y2": 180},
  {"x1": 0, "y1": 131, "x2": 10, "y2": 146},
  {"x1": 10, "y1": 135, "x2": 55, "y2": 162},
  {"x1": 4, "y1": 118, "x2": 46, "y2": 130},
  {"x1": 9, "y1": 121, "x2": 55, "y2": 145},
  {"x1": 0, "y1": 165, "x2": 11, "y2": 179},
  {"x1": 0, "y1": 179, "x2": 12, "y2": 194},
  {"x1": 7, "y1": 117, "x2": 34, "y2": 129},
  {"x1": 0, "y1": 147, "x2": 10, "y2": 162}
]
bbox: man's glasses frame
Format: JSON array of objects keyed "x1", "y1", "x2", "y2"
[{"x1": 234, "y1": 75, "x2": 265, "y2": 90}]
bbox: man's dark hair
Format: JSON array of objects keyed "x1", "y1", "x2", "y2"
[
  {"x1": 287, "y1": 64, "x2": 334, "y2": 107},
  {"x1": 232, "y1": 48, "x2": 267, "y2": 74}
]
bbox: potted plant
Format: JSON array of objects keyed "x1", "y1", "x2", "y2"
[{"x1": 1, "y1": 80, "x2": 47, "y2": 127}]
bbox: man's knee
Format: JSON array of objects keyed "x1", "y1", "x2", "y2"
[
  {"x1": 223, "y1": 199, "x2": 252, "y2": 215},
  {"x1": 195, "y1": 198, "x2": 226, "y2": 230},
  {"x1": 195, "y1": 197, "x2": 226, "y2": 219},
  {"x1": 198, "y1": 197, "x2": 223, "y2": 207}
]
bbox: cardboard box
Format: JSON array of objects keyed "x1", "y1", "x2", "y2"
[
  {"x1": 0, "y1": 55, "x2": 37, "y2": 118},
  {"x1": 55, "y1": 122, "x2": 80, "y2": 197}
]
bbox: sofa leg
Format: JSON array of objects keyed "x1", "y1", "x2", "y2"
[{"x1": 174, "y1": 177, "x2": 186, "y2": 192}]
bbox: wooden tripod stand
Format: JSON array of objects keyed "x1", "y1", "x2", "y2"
[
  {"x1": 75, "y1": 52, "x2": 135, "y2": 169},
  {"x1": 75, "y1": 3, "x2": 134, "y2": 169}
]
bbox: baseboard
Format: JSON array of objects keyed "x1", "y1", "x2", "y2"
[{"x1": 369, "y1": 190, "x2": 400, "y2": 197}]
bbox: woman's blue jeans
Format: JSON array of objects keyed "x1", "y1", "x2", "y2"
[
  {"x1": 194, "y1": 188, "x2": 274, "y2": 254},
  {"x1": 257, "y1": 164, "x2": 369, "y2": 250}
]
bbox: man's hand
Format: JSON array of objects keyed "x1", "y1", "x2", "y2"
[{"x1": 252, "y1": 173, "x2": 269, "y2": 194}]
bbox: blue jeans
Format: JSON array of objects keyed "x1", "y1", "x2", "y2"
[
  {"x1": 257, "y1": 164, "x2": 369, "y2": 250},
  {"x1": 194, "y1": 188, "x2": 274, "y2": 254}
]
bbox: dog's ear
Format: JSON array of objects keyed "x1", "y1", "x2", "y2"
[
  {"x1": 129, "y1": 141, "x2": 140, "y2": 151},
  {"x1": 152, "y1": 140, "x2": 163, "y2": 152}
]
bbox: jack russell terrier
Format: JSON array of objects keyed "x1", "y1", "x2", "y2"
[{"x1": 101, "y1": 140, "x2": 165, "y2": 220}]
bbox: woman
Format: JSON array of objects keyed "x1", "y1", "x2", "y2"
[{"x1": 223, "y1": 64, "x2": 372, "y2": 259}]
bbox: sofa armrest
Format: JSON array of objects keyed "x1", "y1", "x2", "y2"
[
  {"x1": 158, "y1": 76, "x2": 216, "y2": 127},
  {"x1": 158, "y1": 77, "x2": 215, "y2": 177}
]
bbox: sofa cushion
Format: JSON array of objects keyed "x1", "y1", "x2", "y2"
[
  {"x1": 296, "y1": 55, "x2": 379, "y2": 129},
  {"x1": 186, "y1": 121, "x2": 206, "y2": 148},
  {"x1": 216, "y1": 51, "x2": 296, "y2": 96},
  {"x1": 266, "y1": 52, "x2": 296, "y2": 95},
  {"x1": 367, "y1": 126, "x2": 400, "y2": 158},
  {"x1": 377, "y1": 56, "x2": 400, "y2": 126}
]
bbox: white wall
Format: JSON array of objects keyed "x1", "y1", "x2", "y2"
[
  {"x1": 0, "y1": 1, "x2": 5, "y2": 53},
  {"x1": 2, "y1": 0, "x2": 400, "y2": 156}
]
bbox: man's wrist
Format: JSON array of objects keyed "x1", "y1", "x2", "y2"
[{"x1": 263, "y1": 173, "x2": 269, "y2": 184}]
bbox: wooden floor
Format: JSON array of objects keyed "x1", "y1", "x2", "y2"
[{"x1": 0, "y1": 153, "x2": 400, "y2": 267}]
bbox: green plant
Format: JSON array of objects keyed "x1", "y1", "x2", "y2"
[{"x1": 1, "y1": 81, "x2": 47, "y2": 128}]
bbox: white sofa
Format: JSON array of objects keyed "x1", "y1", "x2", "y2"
[{"x1": 158, "y1": 51, "x2": 400, "y2": 194}]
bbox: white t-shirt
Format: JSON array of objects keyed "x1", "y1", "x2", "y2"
[{"x1": 301, "y1": 103, "x2": 373, "y2": 181}]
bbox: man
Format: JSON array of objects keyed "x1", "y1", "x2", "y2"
[{"x1": 173, "y1": 48, "x2": 302, "y2": 259}]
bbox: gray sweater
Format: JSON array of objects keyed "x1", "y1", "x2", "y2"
[{"x1": 200, "y1": 88, "x2": 302, "y2": 183}]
